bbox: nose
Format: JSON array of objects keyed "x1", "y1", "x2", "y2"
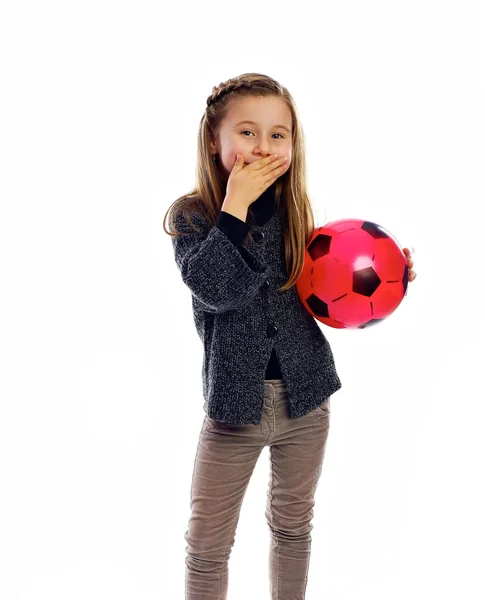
[{"x1": 252, "y1": 151, "x2": 273, "y2": 161}]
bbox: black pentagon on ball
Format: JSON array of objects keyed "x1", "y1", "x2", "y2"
[
  {"x1": 308, "y1": 234, "x2": 332, "y2": 261},
  {"x1": 402, "y1": 264, "x2": 409, "y2": 295},
  {"x1": 361, "y1": 221, "x2": 390, "y2": 239},
  {"x1": 306, "y1": 293, "x2": 329, "y2": 318},
  {"x1": 358, "y1": 318, "x2": 385, "y2": 329},
  {"x1": 353, "y1": 267, "x2": 381, "y2": 296}
]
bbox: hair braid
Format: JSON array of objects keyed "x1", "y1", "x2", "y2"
[{"x1": 206, "y1": 78, "x2": 253, "y2": 108}]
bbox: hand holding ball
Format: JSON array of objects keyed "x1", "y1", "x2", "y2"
[{"x1": 296, "y1": 219, "x2": 409, "y2": 329}]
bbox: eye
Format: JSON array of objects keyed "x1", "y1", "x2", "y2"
[{"x1": 241, "y1": 130, "x2": 284, "y2": 139}]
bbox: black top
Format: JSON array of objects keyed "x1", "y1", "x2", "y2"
[
  {"x1": 172, "y1": 185, "x2": 342, "y2": 423},
  {"x1": 215, "y1": 183, "x2": 282, "y2": 380}
]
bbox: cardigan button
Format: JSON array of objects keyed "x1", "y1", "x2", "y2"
[
  {"x1": 266, "y1": 323, "x2": 278, "y2": 338},
  {"x1": 252, "y1": 230, "x2": 264, "y2": 243},
  {"x1": 263, "y1": 280, "x2": 270, "y2": 289}
]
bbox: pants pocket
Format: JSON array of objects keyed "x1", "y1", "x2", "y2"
[{"x1": 312, "y1": 397, "x2": 331, "y2": 424}]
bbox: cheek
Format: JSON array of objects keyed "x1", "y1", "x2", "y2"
[{"x1": 226, "y1": 144, "x2": 245, "y2": 159}]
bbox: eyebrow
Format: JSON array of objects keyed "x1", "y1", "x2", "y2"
[{"x1": 235, "y1": 120, "x2": 292, "y2": 133}]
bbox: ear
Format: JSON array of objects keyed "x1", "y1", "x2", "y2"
[{"x1": 209, "y1": 140, "x2": 217, "y2": 154}]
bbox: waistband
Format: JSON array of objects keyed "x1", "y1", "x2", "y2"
[{"x1": 264, "y1": 378, "x2": 286, "y2": 388}]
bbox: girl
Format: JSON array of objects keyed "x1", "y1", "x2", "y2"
[{"x1": 164, "y1": 73, "x2": 416, "y2": 599}]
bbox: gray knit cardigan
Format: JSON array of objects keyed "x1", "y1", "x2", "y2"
[{"x1": 171, "y1": 198, "x2": 343, "y2": 425}]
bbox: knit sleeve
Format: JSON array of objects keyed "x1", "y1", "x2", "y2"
[{"x1": 171, "y1": 210, "x2": 271, "y2": 314}]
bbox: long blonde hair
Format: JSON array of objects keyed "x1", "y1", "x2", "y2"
[{"x1": 163, "y1": 72, "x2": 316, "y2": 292}]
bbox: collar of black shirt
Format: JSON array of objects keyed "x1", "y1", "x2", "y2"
[{"x1": 248, "y1": 182, "x2": 277, "y2": 226}]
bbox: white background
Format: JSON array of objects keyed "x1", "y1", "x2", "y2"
[{"x1": 1, "y1": 1, "x2": 484, "y2": 599}]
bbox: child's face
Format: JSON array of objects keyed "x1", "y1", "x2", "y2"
[{"x1": 210, "y1": 95, "x2": 293, "y2": 176}]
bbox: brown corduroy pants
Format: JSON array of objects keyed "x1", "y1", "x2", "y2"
[{"x1": 184, "y1": 378, "x2": 332, "y2": 599}]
